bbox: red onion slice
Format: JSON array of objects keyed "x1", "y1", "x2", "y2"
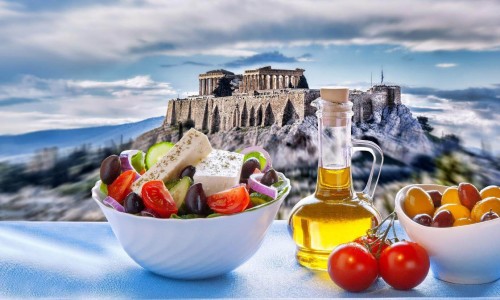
[
  {"x1": 119, "y1": 150, "x2": 139, "y2": 172},
  {"x1": 248, "y1": 173, "x2": 277, "y2": 199},
  {"x1": 103, "y1": 196, "x2": 125, "y2": 212},
  {"x1": 240, "y1": 146, "x2": 272, "y2": 172},
  {"x1": 140, "y1": 208, "x2": 160, "y2": 218}
]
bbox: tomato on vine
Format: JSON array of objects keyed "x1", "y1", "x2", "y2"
[
  {"x1": 327, "y1": 243, "x2": 378, "y2": 292},
  {"x1": 379, "y1": 241, "x2": 430, "y2": 290}
]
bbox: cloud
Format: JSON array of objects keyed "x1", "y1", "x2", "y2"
[
  {"x1": 297, "y1": 53, "x2": 314, "y2": 62},
  {"x1": 435, "y1": 63, "x2": 458, "y2": 68},
  {"x1": 0, "y1": 0, "x2": 499, "y2": 64},
  {"x1": 403, "y1": 85, "x2": 500, "y2": 150},
  {"x1": 160, "y1": 61, "x2": 213, "y2": 68},
  {"x1": 224, "y1": 51, "x2": 307, "y2": 67},
  {"x1": 0, "y1": 97, "x2": 39, "y2": 107},
  {"x1": 0, "y1": 75, "x2": 176, "y2": 134}
]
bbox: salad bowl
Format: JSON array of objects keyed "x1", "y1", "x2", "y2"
[
  {"x1": 92, "y1": 173, "x2": 290, "y2": 280},
  {"x1": 395, "y1": 184, "x2": 500, "y2": 284}
]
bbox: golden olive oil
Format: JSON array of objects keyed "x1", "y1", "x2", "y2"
[{"x1": 289, "y1": 167, "x2": 380, "y2": 270}]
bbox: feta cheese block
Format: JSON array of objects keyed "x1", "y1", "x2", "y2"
[
  {"x1": 132, "y1": 128, "x2": 212, "y2": 194},
  {"x1": 193, "y1": 149, "x2": 244, "y2": 196}
]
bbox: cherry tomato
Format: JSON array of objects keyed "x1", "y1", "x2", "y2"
[
  {"x1": 379, "y1": 241, "x2": 430, "y2": 290},
  {"x1": 207, "y1": 185, "x2": 250, "y2": 214},
  {"x1": 108, "y1": 170, "x2": 136, "y2": 204},
  {"x1": 141, "y1": 180, "x2": 177, "y2": 218},
  {"x1": 327, "y1": 243, "x2": 378, "y2": 292},
  {"x1": 354, "y1": 235, "x2": 390, "y2": 258}
]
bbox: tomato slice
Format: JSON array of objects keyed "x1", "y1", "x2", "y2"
[
  {"x1": 207, "y1": 186, "x2": 250, "y2": 214},
  {"x1": 141, "y1": 180, "x2": 178, "y2": 218},
  {"x1": 108, "y1": 170, "x2": 136, "y2": 204}
]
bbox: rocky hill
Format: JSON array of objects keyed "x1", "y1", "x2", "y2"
[{"x1": 133, "y1": 103, "x2": 433, "y2": 169}]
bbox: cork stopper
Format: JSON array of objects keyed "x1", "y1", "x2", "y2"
[{"x1": 320, "y1": 87, "x2": 349, "y2": 103}]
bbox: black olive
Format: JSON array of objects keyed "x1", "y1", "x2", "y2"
[
  {"x1": 100, "y1": 155, "x2": 121, "y2": 185},
  {"x1": 179, "y1": 165, "x2": 196, "y2": 179},
  {"x1": 260, "y1": 169, "x2": 279, "y2": 186},
  {"x1": 240, "y1": 158, "x2": 261, "y2": 183},
  {"x1": 185, "y1": 183, "x2": 211, "y2": 215},
  {"x1": 124, "y1": 192, "x2": 145, "y2": 214}
]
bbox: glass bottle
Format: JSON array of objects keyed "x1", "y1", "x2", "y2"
[{"x1": 288, "y1": 87, "x2": 384, "y2": 270}]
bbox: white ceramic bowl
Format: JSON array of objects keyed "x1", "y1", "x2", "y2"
[
  {"x1": 395, "y1": 184, "x2": 500, "y2": 284},
  {"x1": 92, "y1": 175, "x2": 290, "y2": 280}
]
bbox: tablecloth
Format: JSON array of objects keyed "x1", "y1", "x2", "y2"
[{"x1": 0, "y1": 220, "x2": 498, "y2": 299}]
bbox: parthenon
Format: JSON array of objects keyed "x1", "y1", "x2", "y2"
[
  {"x1": 239, "y1": 66, "x2": 305, "y2": 93},
  {"x1": 198, "y1": 66, "x2": 304, "y2": 96},
  {"x1": 198, "y1": 69, "x2": 236, "y2": 96},
  {"x1": 168, "y1": 66, "x2": 401, "y2": 136}
]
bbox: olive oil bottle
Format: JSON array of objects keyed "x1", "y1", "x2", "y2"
[{"x1": 288, "y1": 87, "x2": 383, "y2": 270}]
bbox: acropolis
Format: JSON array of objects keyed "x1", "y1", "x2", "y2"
[{"x1": 165, "y1": 66, "x2": 401, "y2": 133}]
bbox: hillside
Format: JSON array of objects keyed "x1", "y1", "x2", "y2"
[
  {"x1": 0, "y1": 116, "x2": 164, "y2": 160},
  {"x1": 134, "y1": 104, "x2": 434, "y2": 168}
]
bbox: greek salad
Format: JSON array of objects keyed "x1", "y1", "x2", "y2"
[{"x1": 98, "y1": 128, "x2": 288, "y2": 219}]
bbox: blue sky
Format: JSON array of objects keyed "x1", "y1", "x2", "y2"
[{"x1": 0, "y1": 0, "x2": 499, "y2": 150}]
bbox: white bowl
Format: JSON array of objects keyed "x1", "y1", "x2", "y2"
[
  {"x1": 395, "y1": 184, "x2": 500, "y2": 284},
  {"x1": 91, "y1": 175, "x2": 290, "y2": 280}
]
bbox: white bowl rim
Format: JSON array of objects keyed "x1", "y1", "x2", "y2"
[
  {"x1": 92, "y1": 172, "x2": 291, "y2": 223},
  {"x1": 395, "y1": 183, "x2": 500, "y2": 230}
]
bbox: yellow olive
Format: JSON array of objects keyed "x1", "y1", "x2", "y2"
[
  {"x1": 404, "y1": 187, "x2": 435, "y2": 219},
  {"x1": 435, "y1": 203, "x2": 470, "y2": 221},
  {"x1": 453, "y1": 217, "x2": 474, "y2": 227},
  {"x1": 441, "y1": 186, "x2": 460, "y2": 205},
  {"x1": 471, "y1": 197, "x2": 500, "y2": 222},
  {"x1": 480, "y1": 186, "x2": 500, "y2": 199}
]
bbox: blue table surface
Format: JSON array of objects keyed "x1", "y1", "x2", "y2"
[{"x1": 0, "y1": 220, "x2": 498, "y2": 299}]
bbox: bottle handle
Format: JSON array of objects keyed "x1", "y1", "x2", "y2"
[{"x1": 351, "y1": 139, "x2": 384, "y2": 200}]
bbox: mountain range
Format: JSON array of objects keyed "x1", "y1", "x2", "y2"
[{"x1": 0, "y1": 116, "x2": 164, "y2": 161}]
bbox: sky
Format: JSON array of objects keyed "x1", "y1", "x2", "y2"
[{"x1": 0, "y1": 0, "x2": 499, "y2": 151}]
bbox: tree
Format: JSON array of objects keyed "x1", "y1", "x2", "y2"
[
  {"x1": 296, "y1": 75, "x2": 309, "y2": 89},
  {"x1": 417, "y1": 116, "x2": 434, "y2": 133},
  {"x1": 213, "y1": 77, "x2": 232, "y2": 97}
]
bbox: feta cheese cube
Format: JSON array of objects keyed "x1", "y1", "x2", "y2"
[
  {"x1": 132, "y1": 128, "x2": 212, "y2": 194},
  {"x1": 193, "y1": 149, "x2": 244, "y2": 196}
]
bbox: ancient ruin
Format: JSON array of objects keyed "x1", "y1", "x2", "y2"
[
  {"x1": 166, "y1": 67, "x2": 401, "y2": 134},
  {"x1": 239, "y1": 66, "x2": 305, "y2": 93}
]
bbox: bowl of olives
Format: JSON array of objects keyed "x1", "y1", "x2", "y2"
[{"x1": 395, "y1": 184, "x2": 500, "y2": 284}]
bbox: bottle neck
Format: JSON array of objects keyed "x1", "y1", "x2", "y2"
[{"x1": 313, "y1": 98, "x2": 354, "y2": 201}]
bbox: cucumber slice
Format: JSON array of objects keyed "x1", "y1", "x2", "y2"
[
  {"x1": 99, "y1": 182, "x2": 108, "y2": 195},
  {"x1": 250, "y1": 192, "x2": 274, "y2": 206},
  {"x1": 145, "y1": 141, "x2": 174, "y2": 170},
  {"x1": 169, "y1": 176, "x2": 193, "y2": 208},
  {"x1": 131, "y1": 151, "x2": 146, "y2": 173},
  {"x1": 164, "y1": 178, "x2": 180, "y2": 190}
]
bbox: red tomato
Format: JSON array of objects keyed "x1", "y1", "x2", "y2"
[
  {"x1": 327, "y1": 243, "x2": 378, "y2": 292},
  {"x1": 207, "y1": 186, "x2": 250, "y2": 214},
  {"x1": 108, "y1": 170, "x2": 136, "y2": 204},
  {"x1": 141, "y1": 180, "x2": 178, "y2": 218},
  {"x1": 379, "y1": 241, "x2": 430, "y2": 290},
  {"x1": 354, "y1": 235, "x2": 390, "y2": 258}
]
